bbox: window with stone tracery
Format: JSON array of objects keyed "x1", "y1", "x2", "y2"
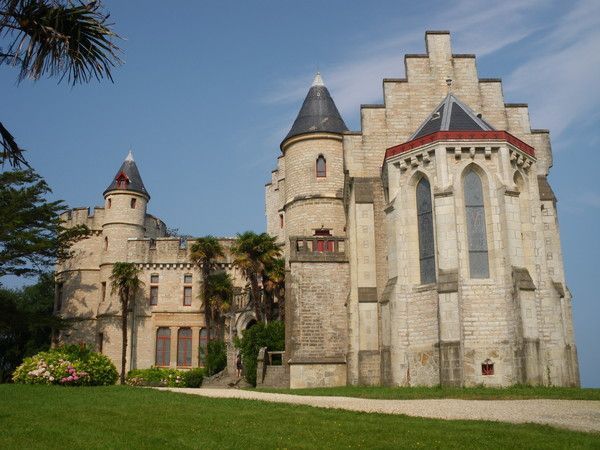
[
  {"x1": 464, "y1": 169, "x2": 490, "y2": 278},
  {"x1": 417, "y1": 177, "x2": 436, "y2": 284}
]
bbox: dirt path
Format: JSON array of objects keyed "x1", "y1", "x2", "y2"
[{"x1": 157, "y1": 387, "x2": 600, "y2": 433}]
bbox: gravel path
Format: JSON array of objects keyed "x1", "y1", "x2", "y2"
[{"x1": 157, "y1": 387, "x2": 600, "y2": 433}]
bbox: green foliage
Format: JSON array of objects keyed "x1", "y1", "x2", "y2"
[
  {"x1": 126, "y1": 367, "x2": 204, "y2": 388},
  {"x1": 0, "y1": 0, "x2": 122, "y2": 85},
  {"x1": 205, "y1": 340, "x2": 227, "y2": 376},
  {"x1": 0, "y1": 273, "x2": 67, "y2": 382},
  {"x1": 0, "y1": 169, "x2": 88, "y2": 278},
  {"x1": 236, "y1": 321, "x2": 285, "y2": 386},
  {"x1": 12, "y1": 345, "x2": 117, "y2": 386},
  {"x1": 182, "y1": 368, "x2": 205, "y2": 388}
]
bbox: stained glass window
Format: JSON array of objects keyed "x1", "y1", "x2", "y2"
[
  {"x1": 464, "y1": 170, "x2": 490, "y2": 278},
  {"x1": 417, "y1": 178, "x2": 436, "y2": 284}
]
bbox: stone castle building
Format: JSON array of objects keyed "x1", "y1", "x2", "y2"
[
  {"x1": 265, "y1": 31, "x2": 579, "y2": 388},
  {"x1": 58, "y1": 30, "x2": 578, "y2": 388},
  {"x1": 55, "y1": 151, "x2": 254, "y2": 372}
]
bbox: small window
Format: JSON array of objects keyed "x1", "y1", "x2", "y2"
[
  {"x1": 150, "y1": 286, "x2": 159, "y2": 306},
  {"x1": 97, "y1": 333, "x2": 104, "y2": 354},
  {"x1": 279, "y1": 214, "x2": 284, "y2": 228},
  {"x1": 107, "y1": 198, "x2": 112, "y2": 209},
  {"x1": 150, "y1": 274, "x2": 159, "y2": 284},
  {"x1": 104, "y1": 237, "x2": 108, "y2": 251},
  {"x1": 156, "y1": 328, "x2": 171, "y2": 366},
  {"x1": 149, "y1": 238, "x2": 156, "y2": 249},
  {"x1": 316, "y1": 155, "x2": 326, "y2": 177},
  {"x1": 183, "y1": 286, "x2": 192, "y2": 306},
  {"x1": 482, "y1": 359, "x2": 494, "y2": 376},
  {"x1": 184, "y1": 274, "x2": 193, "y2": 284},
  {"x1": 56, "y1": 282, "x2": 64, "y2": 311},
  {"x1": 101, "y1": 282, "x2": 106, "y2": 302},
  {"x1": 177, "y1": 328, "x2": 193, "y2": 366},
  {"x1": 130, "y1": 198, "x2": 136, "y2": 209}
]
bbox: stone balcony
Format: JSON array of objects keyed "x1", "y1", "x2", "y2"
[{"x1": 289, "y1": 236, "x2": 348, "y2": 263}]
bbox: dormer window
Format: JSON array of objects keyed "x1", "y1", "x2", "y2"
[
  {"x1": 316, "y1": 155, "x2": 326, "y2": 178},
  {"x1": 115, "y1": 171, "x2": 130, "y2": 189}
]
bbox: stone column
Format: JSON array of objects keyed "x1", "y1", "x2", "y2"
[{"x1": 191, "y1": 326, "x2": 201, "y2": 368}]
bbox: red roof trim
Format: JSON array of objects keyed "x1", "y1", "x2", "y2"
[{"x1": 384, "y1": 131, "x2": 535, "y2": 160}]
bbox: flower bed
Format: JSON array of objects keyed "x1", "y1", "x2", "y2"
[
  {"x1": 126, "y1": 367, "x2": 204, "y2": 388},
  {"x1": 13, "y1": 345, "x2": 118, "y2": 386}
]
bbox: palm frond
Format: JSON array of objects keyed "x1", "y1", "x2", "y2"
[
  {"x1": 1, "y1": 0, "x2": 122, "y2": 84},
  {"x1": 0, "y1": 121, "x2": 28, "y2": 167}
]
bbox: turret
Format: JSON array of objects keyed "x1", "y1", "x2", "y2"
[
  {"x1": 101, "y1": 151, "x2": 149, "y2": 263},
  {"x1": 281, "y1": 73, "x2": 348, "y2": 245}
]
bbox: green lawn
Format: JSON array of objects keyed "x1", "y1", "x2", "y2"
[
  {"x1": 254, "y1": 385, "x2": 600, "y2": 401},
  {"x1": 0, "y1": 385, "x2": 599, "y2": 449}
]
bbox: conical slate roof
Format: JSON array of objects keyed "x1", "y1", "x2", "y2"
[
  {"x1": 282, "y1": 73, "x2": 348, "y2": 147},
  {"x1": 103, "y1": 151, "x2": 150, "y2": 198},
  {"x1": 411, "y1": 93, "x2": 494, "y2": 140}
]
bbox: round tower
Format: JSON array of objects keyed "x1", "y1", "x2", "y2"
[
  {"x1": 101, "y1": 150, "x2": 149, "y2": 264},
  {"x1": 281, "y1": 73, "x2": 348, "y2": 246}
]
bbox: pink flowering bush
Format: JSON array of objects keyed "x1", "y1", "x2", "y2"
[{"x1": 12, "y1": 345, "x2": 117, "y2": 386}]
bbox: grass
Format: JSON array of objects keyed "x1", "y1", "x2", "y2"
[
  {"x1": 253, "y1": 385, "x2": 600, "y2": 401},
  {"x1": 0, "y1": 385, "x2": 599, "y2": 449}
]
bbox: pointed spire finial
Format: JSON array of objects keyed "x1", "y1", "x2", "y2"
[
  {"x1": 312, "y1": 72, "x2": 325, "y2": 87},
  {"x1": 125, "y1": 149, "x2": 134, "y2": 162}
]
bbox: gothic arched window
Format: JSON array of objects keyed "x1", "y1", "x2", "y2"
[
  {"x1": 416, "y1": 177, "x2": 436, "y2": 284},
  {"x1": 464, "y1": 169, "x2": 490, "y2": 278},
  {"x1": 316, "y1": 155, "x2": 326, "y2": 178}
]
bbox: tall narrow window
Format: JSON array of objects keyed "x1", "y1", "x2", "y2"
[
  {"x1": 417, "y1": 178, "x2": 436, "y2": 284},
  {"x1": 199, "y1": 328, "x2": 208, "y2": 366},
  {"x1": 316, "y1": 155, "x2": 326, "y2": 178},
  {"x1": 101, "y1": 282, "x2": 106, "y2": 302},
  {"x1": 150, "y1": 274, "x2": 159, "y2": 306},
  {"x1": 183, "y1": 287, "x2": 192, "y2": 306},
  {"x1": 464, "y1": 169, "x2": 490, "y2": 278},
  {"x1": 279, "y1": 214, "x2": 284, "y2": 228},
  {"x1": 156, "y1": 328, "x2": 171, "y2": 366},
  {"x1": 97, "y1": 333, "x2": 104, "y2": 354},
  {"x1": 177, "y1": 328, "x2": 192, "y2": 366},
  {"x1": 130, "y1": 198, "x2": 136, "y2": 209},
  {"x1": 104, "y1": 237, "x2": 108, "y2": 251},
  {"x1": 107, "y1": 198, "x2": 112, "y2": 208}
]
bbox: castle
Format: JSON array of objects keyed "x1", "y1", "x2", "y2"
[{"x1": 57, "y1": 31, "x2": 579, "y2": 388}]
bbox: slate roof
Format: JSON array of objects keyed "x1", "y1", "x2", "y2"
[
  {"x1": 411, "y1": 93, "x2": 494, "y2": 139},
  {"x1": 103, "y1": 151, "x2": 150, "y2": 198},
  {"x1": 282, "y1": 72, "x2": 348, "y2": 147}
]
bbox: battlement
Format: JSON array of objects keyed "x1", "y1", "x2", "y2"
[{"x1": 60, "y1": 207, "x2": 105, "y2": 230}]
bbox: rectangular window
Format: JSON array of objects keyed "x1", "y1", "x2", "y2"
[
  {"x1": 177, "y1": 328, "x2": 192, "y2": 367},
  {"x1": 97, "y1": 333, "x2": 104, "y2": 354},
  {"x1": 130, "y1": 198, "x2": 136, "y2": 209},
  {"x1": 150, "y1": 286, "x2": 159, "y2": 306},
  {"x1": 156, "y1": 328, "x2": 171, "y2": 366},
  {"x1": 101, "y1": 282, "x2": 106, "y2": 302},
  {"x1": 150, "y1": 274, "x2": 159, "y2": 284},
  {"x1": 183, "y1": 286, "x2": 192, "y2": 306},
  {"x1": 184, "y1": 274, "x2": 193, "y2": 284}
]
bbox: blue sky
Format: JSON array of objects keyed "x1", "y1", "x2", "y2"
[{"x1": 1, "y1": 0, "x2": 599, "y2": 386}]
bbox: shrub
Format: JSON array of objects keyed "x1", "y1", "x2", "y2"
[
  {"x1": 236, "y1": 321, "x2": 284, "y2": 386},
  {"x1": 12, "y1": 345, "x2": 117, "y2": 386},
  {"x1": 205, "y1": 340, "x2": 227, "y2": 376},
  {"x1": 182, "y1": 368, "x2": 204, "y2": 388},
  {"x1": 126, "y1": 367, "x2": 204, "y2": 388}
]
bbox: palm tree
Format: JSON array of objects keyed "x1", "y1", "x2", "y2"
[
  {"x1": 231, "y1": 232, "x2": 282, "y2": 323},
  {"x1": 189, "y1": 236, "x2": 224, "y2": 343},
  {"x1": 263, "y1": 257, "x2": 285, "y2": 321},
  {"x1": 206, "y1": 271, "x2": 233, "y2": 339},
  {"x1": 109, "y1": 262, "x2": 141, "y2": 384},
  {"x1": 1, "y1": 0, "x2": 122, "y2": 167}
]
